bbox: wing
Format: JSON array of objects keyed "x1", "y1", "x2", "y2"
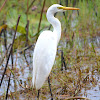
[{"x1": 32, "y1": 30, "x2": 57, "y2": 90}]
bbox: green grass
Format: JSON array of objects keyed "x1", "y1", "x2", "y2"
[{"x1": 0, "y1": 0, "x2": 100, "y2": 99}]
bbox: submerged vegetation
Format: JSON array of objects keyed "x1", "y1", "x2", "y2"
[{"x1": 0, "y1": 0, "x2": 100, "y2": 100}]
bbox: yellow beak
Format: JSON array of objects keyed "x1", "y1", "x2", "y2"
[{"x1": 58, "y1": 6, "x2": 79, "y2": 10}]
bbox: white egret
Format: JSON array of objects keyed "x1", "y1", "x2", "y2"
[{"x1": 32, "y1": 4, "x2": 79, "y2": 99}]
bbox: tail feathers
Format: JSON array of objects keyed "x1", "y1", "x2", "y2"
[
  {"x1": 32, "y1": 75, "x2": 42, "y2": 90},
  {"x1": 32, "y1": 76, "x2": 35, "y2": 88},
  {"x1": 32, "y1": 73, "x2": 45, "y2": 90}
]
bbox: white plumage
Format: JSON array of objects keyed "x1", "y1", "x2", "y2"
[
  {"x1": 32, "y1": 4, "x2": 79, "y2": 90},
  {"x1": 32, "y1": 30, "x2": 58, "y2": 89}
]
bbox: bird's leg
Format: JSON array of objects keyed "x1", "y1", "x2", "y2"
[
  {"x1": 61, "y1": 50, "x2": 63, "y2": 71},
  {"x1": 61, "y1": 50, "x2": 67, "y2": 71},
  {"x1": 48, "y1": 76, "x2": 53, "y2": 100},
  {"x1": 37, "y1": 89, "x2": 40, "y2": 100}
]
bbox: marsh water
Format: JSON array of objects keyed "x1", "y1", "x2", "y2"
[
  {"x1": 0, "y1": 31, "x2": 100, "y2": 99},
  {"x1": 0, "y1": 0, "x2": 100, "y2": 99}
]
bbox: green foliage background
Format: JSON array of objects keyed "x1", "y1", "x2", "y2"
[{"x1": 0, "y1": 0, "x2": 100, "y2": 48}]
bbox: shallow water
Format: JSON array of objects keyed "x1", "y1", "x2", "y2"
[
  {"x1": 80, "y1": 70, "x2": 100, "y2": 100},
  {"x1": 0, "y1": 32, "x2": 100, "y2": 99}
]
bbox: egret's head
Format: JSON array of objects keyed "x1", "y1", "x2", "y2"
[{"x1": 47, "y1": 4, "x2": 79, "y2": 14}]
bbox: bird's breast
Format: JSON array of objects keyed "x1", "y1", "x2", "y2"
[{"x1": 33, "y1": 31, "x2": 58, "y2": 71}]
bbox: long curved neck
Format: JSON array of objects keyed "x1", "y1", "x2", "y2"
[{"x1": 47, "y1": 11, "x2": 61, "y2": 44}]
